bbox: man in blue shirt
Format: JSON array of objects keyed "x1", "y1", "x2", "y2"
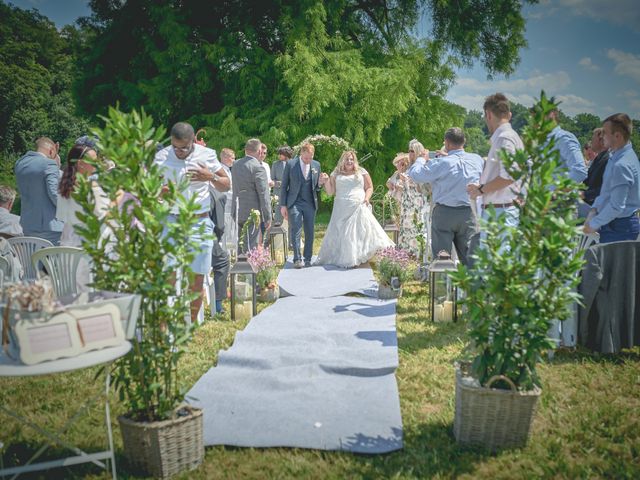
[
  {"x1": 584, "y1": 113, "x2": 640, "y2": 243},
  {"x1": 548, "y1": 109, "x2": 588, "y2": 183},
  {"x1": 407, "y1": 127, "x2": 484, "y2": 265}
]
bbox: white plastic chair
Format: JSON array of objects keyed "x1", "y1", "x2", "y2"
[
  {"x1": 0, "y1": 255, "x2": 9, "y2": 283},
  {"x1": 31, "y1": 246, "x2": 88, "y2": 298},
  {"x1": 7, "y1": 236, "x2": 53, "y2": 280}
]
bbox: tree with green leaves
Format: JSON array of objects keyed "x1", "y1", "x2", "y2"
[
  {"x1": 74, "y1": 0, "x2": 537, "y2": 194},
  {"x1": 0, "y1": 2, "x2": 89, "y2": 154}
]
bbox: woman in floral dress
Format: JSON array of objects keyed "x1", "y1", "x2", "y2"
[{"x1": 387, "y1": 152, "x2": 428, "y2": 260}]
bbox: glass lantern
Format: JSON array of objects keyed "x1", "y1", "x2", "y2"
[
  {"x1": 229, "y1": 255, "x2": 257, "y2": 321},
  {"x1": 428, "y1": 252, "x2": 458, "y2": 323},
  {"x1": 268, "y1": 223, "x2": 288, "y2": 266}
]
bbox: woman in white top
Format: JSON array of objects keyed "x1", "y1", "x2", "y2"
[
  {"x1": 56, "y1": 145, "x2": 109, "y2": 290},
  {"x1": 316, "y1": 150, "x2": 394, "y2": 268}
]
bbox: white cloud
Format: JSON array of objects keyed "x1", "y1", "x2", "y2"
[
  {"x1": 607, "y1": 49, "x2": 640, "y2": 83},
  {"x1": 619, "y1": 89, "x2": 638, "y2": 98},
  {"x1": 555, "y1": 94, "x2": 597, "y2": 116},
  {"x1": 529, "y1": 0, "x2": 640, "y2": 32},
  {"x1": 447, "y1": 70, "x2": 606, "y2": 116},
  {"x1": 455, "y1": 71, "x2": 571, "y2": 94},
  {"x1": 578, "y1": 57, "x2": 600, "y2": 71}
]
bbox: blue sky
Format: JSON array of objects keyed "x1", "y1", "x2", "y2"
[{"x1": 10, "y1": 0, "x2": 640, "y2": 119}]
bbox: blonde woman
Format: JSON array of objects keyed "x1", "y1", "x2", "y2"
[{"x1": 316, "y1": 150, "x2": 393, "y2": 267}]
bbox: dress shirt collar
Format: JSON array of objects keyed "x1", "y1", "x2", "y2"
[
  {"x1": 247, "y1": 154, "x2": 258, "y2": 161},
  {"x1": 551, "y1": 125, "x2": 562, "y2": 135},
  {"x1": 446, "y1": 149, "x2": 464, "y2": 156},
  {"x1": 609, "y1": 142, "x2": 633, "y2": 162},
  {"x1": 0, "y1": 207, "x2": 9, "y2": 214},
  {"x1": 490, "y1": 122, "x2": 514, "y2": 143}
]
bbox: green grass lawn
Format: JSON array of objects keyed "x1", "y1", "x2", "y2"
[{"x1": 2, "y1": 223, "x2": 639, "y2": 479}]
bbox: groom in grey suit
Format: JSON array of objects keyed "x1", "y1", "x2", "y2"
[
  {"x1": 279, "y1": 142, "x2": 326, "y2": 268},
  {"x1": 232, "y1": 138, "x2": 272, "y2": 252}
]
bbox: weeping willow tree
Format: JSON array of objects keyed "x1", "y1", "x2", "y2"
[{"x1": 75, "y1": 0, "x2": 536, "y2": 193}]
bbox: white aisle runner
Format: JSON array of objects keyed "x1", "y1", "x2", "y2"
[{"x1": 186, "y1": 264, "x2": 403, "y2": 453}]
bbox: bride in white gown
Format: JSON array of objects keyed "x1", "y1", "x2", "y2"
[{"x1": 316, "y1": 150, "x2": 394, "y2": 267}]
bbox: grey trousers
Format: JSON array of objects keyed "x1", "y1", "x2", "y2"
[
  {"x1": 24, "y1": 229, "x2": 61, "y2": 246},
  {"x1": 431, "y1": 204, "x2": 475, "y2": 266}
]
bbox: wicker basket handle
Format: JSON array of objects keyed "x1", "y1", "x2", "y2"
[{"x1": 485, "y1": 375, "x2": 517, "y2": 391}]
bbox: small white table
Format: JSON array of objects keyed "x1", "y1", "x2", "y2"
[{"x1": 0, "y1": 342, "x2": 131, "y2": 480}]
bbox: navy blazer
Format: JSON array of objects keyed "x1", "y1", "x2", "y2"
[{"x1": 279, "y1": 157, "x2": 322, "y2": 210}]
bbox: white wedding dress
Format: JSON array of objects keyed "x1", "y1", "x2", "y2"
[{"x1": 317, "y1": 169, "x2": 394, "y2": 268}]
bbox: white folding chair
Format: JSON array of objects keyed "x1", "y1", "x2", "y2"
[
  {"x1": 30, "y1": 246, "x2": 88, "y2": 298},
  {"x1": 7, "y1": 236, "x2": 53, "y2": 280},
  {"x1": 0, "y1": 256, "x2": 9, "y2": 284}
]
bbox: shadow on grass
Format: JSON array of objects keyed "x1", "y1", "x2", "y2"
[
  {"x1": 549, "y1": 345, "x2": 640, "y2": 365},
  {"x1": 347, "y1": 421, "x2": 498, "y2": 478},
  {"x1": 397, "y1": 321, "x2": 467, "y2": 354},
  {"x1": 1, "y1": 440, "x2": 124, "y2": 479}
]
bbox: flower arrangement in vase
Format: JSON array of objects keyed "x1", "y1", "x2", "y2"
[
  {"x1": 247, "y1": 245, "x2": 280, "y2": 302},
  {"x1": 376, "y1": 247, "x2": 414, "y2": 299}
]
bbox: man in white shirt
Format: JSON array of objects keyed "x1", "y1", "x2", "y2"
[
  {"x1": 154, "y1": 122, "x2": 230, "y2": 321},
  {"x1": 467, "y1": 93, "x2": 524, "y2": 238},
  {"x1": 0, "y1": 185, "x2": 23, "y2": 236},
  {"x1": 258, "y1": 143, "x2": 275, "y2": 188}
]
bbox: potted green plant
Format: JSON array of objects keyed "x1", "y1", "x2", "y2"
[
  {"x1": 74, "y1": 107, "x2": 205, "y2": 478},
  {"x1": 450, "y1": 93, "x2": 584, "y2": 451},
  {"x1": 376, "y1": 247, "x2": 414, "y2": 299},
  {"x1": 247, "y1": 245, "x2": 280, "y2": 302}
]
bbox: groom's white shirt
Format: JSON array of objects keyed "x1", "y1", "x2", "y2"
[{"x1": 299, "y1": 158, "x2": 310, "y2": 179}]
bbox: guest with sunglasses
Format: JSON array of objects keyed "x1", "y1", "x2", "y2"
[{"x1": 154, "y1": 122, "x2": 230, "y2": 321}]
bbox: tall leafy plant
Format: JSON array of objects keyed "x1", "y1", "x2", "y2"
[
  {"x1": 451, "y1": 93, "x2": 584, "y2": 391},
  {"x1": 74, "y1": 107, "x2": 200, "y2": 421}
]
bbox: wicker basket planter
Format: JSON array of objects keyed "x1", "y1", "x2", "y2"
[
  {"x1": 259, "y1": 285, "x2": 280, "y2": 302},
  {"x1": 118, "y1": 406, "x2": 203, "y2": 479},
  {"x1": 453, "y1": 363, "x2": 541, "y2": 451},
  {"x1": 377, "y1": 283, "x2": 402, "y2": 299}
]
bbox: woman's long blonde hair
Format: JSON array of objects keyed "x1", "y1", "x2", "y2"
[{"x1": 332, "y1": 150, "x2": 361, "y2": 176}]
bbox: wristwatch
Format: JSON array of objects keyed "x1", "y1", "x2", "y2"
[{"x1": 478, "y1": 184, "x2": 485, "y2": 194}]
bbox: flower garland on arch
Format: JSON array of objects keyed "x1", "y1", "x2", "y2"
[
  {"x1": 292, "y1": 134, "x2": 372, "y2": 164},
  {"x1": 292, "y1": 134, "x2": 352, "y2": 153}
]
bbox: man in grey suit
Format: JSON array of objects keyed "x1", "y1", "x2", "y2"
[
  {"x1": 14, "y1": 137, "x2": 63, "y2": 244},
  {"x1": 232, "y1": 138, "x2": 272, "y2": 252},
  {"x1": 279, "y1": 142, "x2": 327, "y2": 268}
]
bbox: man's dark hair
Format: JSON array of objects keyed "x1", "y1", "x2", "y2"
[
  {"x1": 483, "y1": 93, "x2": 511, "y2": 119},
  {"x1": 444, "y1": 127, "x2": 466, "y2": 147},
  {"x1": 603, "y1": 113, "x2": 632, "y2": 142},
  {"x1": 277, "y1": 146, "x2": 294, "y2": 159},
  {"x1": 170, "y1": 122, "x2": 195, "y2": 140}
]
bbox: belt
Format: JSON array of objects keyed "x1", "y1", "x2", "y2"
[
  {"x1": 196, "y1": 211, "x2": 210, "y2": 218},
  {"x1": 482, "y1": 202, "x2": 514, "y2": 209},
  {"x1": 435, "y1": 203, "x2": 471, "y2": 209}
]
